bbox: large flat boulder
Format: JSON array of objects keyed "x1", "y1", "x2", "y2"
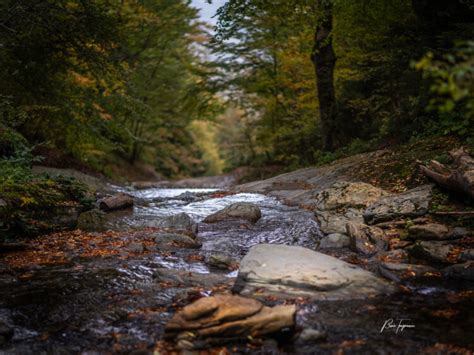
[
  {"x1": 364, "y1": 185, "x2": 433, "y2": 224},
  {"x1": 234, "y1": 244, "x2": 394, "y2": 300}
]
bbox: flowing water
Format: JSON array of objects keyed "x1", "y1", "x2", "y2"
[{"x1": 0, "y1": 188, "x2": 473, "y2": 354}]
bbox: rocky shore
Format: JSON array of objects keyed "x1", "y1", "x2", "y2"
[{"x1": 0, "y1": 149, "x2": 472, "y2": 353}]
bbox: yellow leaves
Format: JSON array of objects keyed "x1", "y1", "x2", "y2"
[
  {"x1": 20, "y1": 196, "x2": 36, "y2": 207},
  {"x1": 2, "y1": 229, "x2": 158, "y2": 269},
  {"x1": 71, "y1": 71, "x2": 96, "y2": 87},
  {"x1": 92, "y1": 103, "x2": 113, "y2": 121},
  {"x1": 337, "y1": 339, "x2": 366, "y2": 351},
  {"x1": 447, "y1": 247, "x2": 464, "y2": 264},
  {"x1": 430, "y1": 308, "x2": 459, "y2": 319},
  {"x1": 424, "y1": 343, "x2": 472, "y2": 354}
]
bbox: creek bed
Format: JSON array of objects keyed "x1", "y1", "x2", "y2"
[{"x1": 0, "y1": 188, "x2": 473, "y2": 353}]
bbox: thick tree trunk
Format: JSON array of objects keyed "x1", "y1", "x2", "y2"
[
  {"x1": 418, "y1": 148, "x2": 474, "y2": 200},
  {"x1": 311, "y1": 0, "x2": 337, "y2": 151}
]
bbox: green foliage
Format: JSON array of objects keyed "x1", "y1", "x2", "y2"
[
  {"x1": 212, "y1": 0, "x2": 473, "y2": 169},
  {"x1": 313, "y1": 138, "x2": 378, "y2": 166},
  {"x1": 414, "y1": 41, "x2": 474, "y2": 136},
  {"x1": 0, "y1": 172, "x2": 93, "y2": 239},
  {"x1": 0, "y1": 0, "x2": 222, "y2": 179},
  {"x1": 0, "y1": 120, "x2": 93, "y2": 239}
]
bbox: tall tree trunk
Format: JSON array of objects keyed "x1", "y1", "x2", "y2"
[
  {"x1": 129, "y1": 120, "x2": 142, "y2": 165},
  {"x1": 311, "y1": 0, "x2": 337, "y2": 151}
]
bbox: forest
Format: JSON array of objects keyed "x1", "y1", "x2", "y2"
[
  {"x1": 1, "y1": 0, "x2": 472, "y2": 180},
  {"x1": 0, "y1": 0, "x2": 473, "y2": 353}
]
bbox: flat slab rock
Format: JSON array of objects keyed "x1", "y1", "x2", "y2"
[
  {"x1": 234, "y1": 244, "x2": 394, "y2": 300},
  {"x1": 311, "y1": 181, "x2": 387, "y2": 211},
  {"x1": 364, "y1": 185, "x2": 433, "y2": 224},
  {"x1": 408, "y1": 223, "x2": 450, "y2": 241},
  {"x1": 165, "y1": 295, "x2": 295, "y2": 350}
]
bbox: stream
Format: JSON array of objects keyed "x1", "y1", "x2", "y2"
[{"x1": 0, "y1": 187, "x2": 473, "y2": 353}]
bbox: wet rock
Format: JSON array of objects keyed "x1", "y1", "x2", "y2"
[
  {"x1": 99, "y1": 193, "x2": 134, "y2": 212},
  {"x1": 153, "y1": 233, "x2": 202, "y2": 249},
  {"x1": 0, "y1": 263, "x2": 16, "y2": 284},
  {"x1": 0, "y1": 243, "x2": 29, "y2": 252},
  {"x1": 203, "y1": 203, "x2": 262, "y2": 224},
  {"x1": 132, "y1": 181, "x2": 162, "y2": 190},
  {"x1": 379, "y1": 262, "x2": 439, "y2": 283},
  {"x1": 443, "y1": 261, "x2": 474, "y2": 281},
  {"x1": 319, "y1": 233, "x2": 351, "y2": 249},
  {"x1": 364, "y1": 185, "x2": 433, "y2": 224},
  {"x1": 153, "y1": 213, "x2": 198, "y2": 236},
  {"x1": 460, "y1": 249, "x2": 474, "y2": 262},
  {"x1": 206, "y1": 253, "x2": 239, "y2": 270},
  {"x1": 450, "y1": 227, "x2": 471, "y2": 238},
  {"x1": 153, "y1": 269, "x2": 233, "y2": 289},
  {"x1": 164, "y1": 295, "x2": 295, "y2": 350},
  {"x1": 77, "y1": 209, "x2": 107, "y2": 232},
  {"x1": 312, "y1": 181, "x2": 387, "y2": 211},
  {"x1": 51, "y1": 205, "x2": 82, "y2": 229},
  {"x1": 126, "y1": 242, "x2": 145, "y2": 254},
  {"x1": 407, "y1": 241, "x2": 453, "y2": 264},
  {"x1": 346, "y1": 222, "x2": 388, "y2": 256},
  {"x1": 175, "y1": 191, "x2": 198, "y2": 201},
  {"x1": 179, "y1": 295, "x2": 262, "y2": 324},
  {"x1": 316, "y1": 208, "x2": 364, "y2": 234},
  {"x1": 234, "y1": 244, "x2": 394, "y2": 300},
  {"x1": 297, "y1": 328, "x2": 327, "y2": 342},
  {"x1": 0, "y1": 321, "x2": 13, "y2": 345},
  {"x1": 133, "y1": 197, "x2": 150, "y2": 207},
  {"x1": 391, "y1": 240, "x2": 413, "y2": 249},
  {"x1": 378, "y1": 249, "x2": 410, "y2": 264},
  {"x1": 408, "y1": 223, "x2": 450, "y2": 241}
]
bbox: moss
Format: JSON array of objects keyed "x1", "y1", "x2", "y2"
[
  {"x1": 346, "y1": 136, "x2": 464, "y2": 192},
  {"x1": 0, "y1": 170, "x2": 94, "y2": 240}
]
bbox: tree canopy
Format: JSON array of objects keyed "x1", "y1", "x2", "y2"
[{"x1": 0, "y1": 0, "x2": 472, "y2": 179}]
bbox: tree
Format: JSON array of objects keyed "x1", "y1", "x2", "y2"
[{"x1": 311, "y1": 0, "x2": 337, "y2": 150}]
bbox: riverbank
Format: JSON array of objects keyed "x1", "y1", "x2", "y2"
[{"x1": 0, "y1": 140, "x2": 473, "y2": 353}]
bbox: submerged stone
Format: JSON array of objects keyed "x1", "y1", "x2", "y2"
[
  {"x1": 152, "y1": 212, "x2": 198, "y2": 236},
  {"x1": 153, "y1": 233, "x2": 202, "y2": 249}
]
